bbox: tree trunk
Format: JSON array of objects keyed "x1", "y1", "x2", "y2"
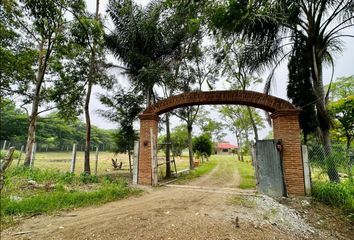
[
  {"x1": 235, "y1": 132, "x2": 241, "y2": 161},
  {"x1": 187, "y1": 124, "x2": 194, "y2": 170},
  {"x1": 165, "y1": 113, "x2": 171, "y2": 178},
  {"x1": 84, "y1": 80, "x2": 92, "y2": 174},
  {"x1": 24, "y1": 40, "x2": 45, "y2": 166},
  {"x1": 312, "y1": 52, "x2": 339, "y2": 182},
  {"x1": 247, "y1": 106, "x2": 259, "y2": 140},
  {"x1": 83, "y1": 0, "x2": 100, "y2": 174}
]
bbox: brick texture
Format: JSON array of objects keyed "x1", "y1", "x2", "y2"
[
  {"x1": 271, "y1": 110, "x2": 305, "y2": 196},
  {"x1": 138, "y1": 91, "x2": 305, "y2": 196},
  {"x1": 138, "y1": 115, "x2": 159, "y2": 185},
  {"x1": 143, "y1": 90, "x2": 296, "y2": 115}
]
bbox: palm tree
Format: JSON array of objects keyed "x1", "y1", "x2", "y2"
[{"x1": 211, "y1": 0, "x2": 354, "y2": 181}]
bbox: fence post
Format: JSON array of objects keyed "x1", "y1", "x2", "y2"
[
  {"x1": 70, "y1": 144, "x2": 77, "y2": 173},
  {"x1": 2, "y1": 140, "x2": 7, "y2": 150},
  {"x1": 0, "y1": 147, "x2": 16, "y2": 191},
  {"x1": 94, "y1": 146, "x2": 99, "y2": 176},
  {"x1": 30, "y1": 143, "x2": 36, "y2": 168},
  {"x1": 17, "y1": 145, "x2": 24, "y2": 166},
  {"x1": 302, "y1": 145, "x2": 311, "y2": 195},
  {"x1": 133, "y1": 141, "x2": 139, "y2": 184}
]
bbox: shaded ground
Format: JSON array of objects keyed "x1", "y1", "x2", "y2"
[{"x1": 2, "y1": 157, "x2": 353, "y2": 240}]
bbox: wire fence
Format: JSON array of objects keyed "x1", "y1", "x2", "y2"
[
  {"x1": 307, "y1": 142, "x2": 353, "y2": 183},
  {"x1": 0, "y1": 140, "x2": 130, "y2": 176},
  {"x1": 0, "y1": 140, "x2": 113, "y2": 153}
]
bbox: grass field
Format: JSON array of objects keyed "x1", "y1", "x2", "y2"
[
  {"x1": 209, "y1": 154, "x2": 256, "y2": 189},
  {"x1": 17, "y1": 151, "x2": 255, "y2": 187},
  {"x1": 14, "y1": 151, "x2": 131, "y2": 176}
]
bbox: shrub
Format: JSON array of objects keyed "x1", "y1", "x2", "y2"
[
  {"x1": 312, "y1": 181, "x2": 354, "y2": 219},
  {"x1": 192, "y1": 134, "x2": 213, "y2": 157}
]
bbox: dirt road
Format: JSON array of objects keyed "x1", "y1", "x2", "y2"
[{"x1": 2, "y1": 158, "x2": 353, "y2": 240}]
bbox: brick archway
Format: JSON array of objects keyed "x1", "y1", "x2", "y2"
[{"x1": 138, "y1": 90, "x2": 305, "y2": 196}]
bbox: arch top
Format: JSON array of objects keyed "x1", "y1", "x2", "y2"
[{"x1": 142, "y1": 90, "x2": 298, "y2": 115}]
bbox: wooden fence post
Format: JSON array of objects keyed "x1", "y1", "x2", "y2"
[
  {"x1": 70, "y1": 144, "x2": 77, "y2": 173},
  {"x1": 94, "y1": 146, "x2": 99, "y2": 176},
  {"x1": 30, "y1": 143, "x2": 36, "y2": 168},
  {"x1": 17, "y1": 145, "x2": 24, "y2": 166},
  {"x1": 0, "y1": 147, "x2": 16, "y2": 191}
]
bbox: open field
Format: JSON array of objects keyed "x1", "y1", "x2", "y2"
[
  {"x1": 24, "y1": 151, "x2": 128, "y2": 175},
  {"x1": 13, "y1": 151, "x2": 256, "y2": 187}
]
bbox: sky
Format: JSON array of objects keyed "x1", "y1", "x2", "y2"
[{"x1": 85, "y1": 0, "x2": 354, "y2": 145}]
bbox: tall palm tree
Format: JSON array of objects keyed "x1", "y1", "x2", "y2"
[{"x1": 211, "y1": 0, "x2": 354, "y2": 181}]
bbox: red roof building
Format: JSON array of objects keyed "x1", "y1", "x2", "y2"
[{"x1": 215, "y1": 142, "x2": 238, "y2": 155}]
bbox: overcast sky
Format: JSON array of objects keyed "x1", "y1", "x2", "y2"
[{"x1": 85, "y1": 0, "x2": 354, "y2": 144}]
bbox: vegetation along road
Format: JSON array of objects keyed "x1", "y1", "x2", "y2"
[{"x1": 1, "y1": 156, "x2": 353, "y2": 240}]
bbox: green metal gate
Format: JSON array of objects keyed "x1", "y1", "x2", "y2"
[{"x1": 255, "y1": 140, "x2": 286, "y2": 197}]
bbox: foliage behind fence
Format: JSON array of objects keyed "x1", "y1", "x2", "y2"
[{"x1": 308, "y1": 142, "x2": 353, "y2": 183}]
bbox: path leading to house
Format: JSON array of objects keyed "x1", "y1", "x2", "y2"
[{"x1": 2, "y1": 157, "x2": 353, "y2": 240}]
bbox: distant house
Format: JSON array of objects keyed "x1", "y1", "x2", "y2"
[{"x1": 215, "y1": 142, "x2": 238, "y2": 155}]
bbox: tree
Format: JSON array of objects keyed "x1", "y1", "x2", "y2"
[
  {"x1": 218, "y1": 37, "x2": 263, "y2": 141},
  {"x1": 99, "y1": 88, "x2": 143, "y2": 177},
  {"x1": 329, "y1": 96, "x2": 354, "y2": 150},
  {"x1": 0, "y1": 99, "x2": 27, "y2": 143},
  {"x1": 211, "y1": 0, "x2": 354, "y2": 182},
  {"x1": 192, "y1": 134, "x2": 213, "y2": 160},
  {"x1": 81, "y1": 0, "x2": 106, "y2": 174},
  {"x1": 287, "y1": 34, "x2": 318, "y2": 144},
  {"x1": 0, "y1": 1, "x2": 36, "y2": 97},
  {"x1": 173, "y1": 45, "x2": 219, "y2": 169},
  {"x1": 196, "y1": 109, "x2": 226, "y2": 142},
  {"x1": 159, "y1": 124, "x2": 189, "y2": 157},
  {"x1": 329, "y1": 75, "x2": 354, "y2": 101},
  {"x1": 219, "y1": 105, "x2": 264, "y2": 161},
  {"x1": 1, "y1": 0, "x2": 88, "y2": 166},
  {"x1": 106, "y1": 0, "x2": 193, "y2": 106}
]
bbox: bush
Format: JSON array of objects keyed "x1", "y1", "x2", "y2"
[
  {"x1": 0, "y1": 149, "x2": 21, "y2": 161},
  {"x1": 192, "y1": 134, "x2": 212, "y2": 157},
  {"x1": 1, "y1": 167, "x2": 142, "y2": 219},
  {"x1": 312, "y1": 181, "x2": 354, "y2": 219}
]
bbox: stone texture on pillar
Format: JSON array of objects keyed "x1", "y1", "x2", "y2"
[
  {"x1": 138, "y1": 114, "x2": 159, "y2": 185},
  {"x1": 271, "y1": 110, "x2": 305, "y2": 196}
]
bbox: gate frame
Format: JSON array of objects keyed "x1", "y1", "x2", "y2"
[{"x1": 138, "y1": 90, "x2": 305, "y2": 196}]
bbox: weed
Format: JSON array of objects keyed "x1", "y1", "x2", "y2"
[
  {"x1": 227, "y1": 196, "x2": 256, "y2": 208},
  {"x1": 312, "y1": 180, "x2": 354, "y2": 220},
  {"x1": 0, "y1": 167, "x2": 142, "y2": 229}
]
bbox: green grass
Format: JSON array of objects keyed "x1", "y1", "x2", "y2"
[
  {"x1": 227, "y1": 196, "x2": 256, "y2": 208},
  {"x1": 174, "y1": 159, "x2": 218, "y2": 184},
  {"x1": 12, "y1": 151, "x2": 131, "y2": 175},
  {"x1": 0, "y1": 167, "x2": 142, "y2": 228},
  {"x1": 236, "y1": 161, "x2": 256, "y2": 189},
  {"x1": 312, "y1": 180, "x2": 354, "y2": 220},
  {"x1": 209, "y1": 155, "x2": 256, "y2": 189},
  {"x1": 172, "y1": 154, "x2": 256, "y2": 188}
]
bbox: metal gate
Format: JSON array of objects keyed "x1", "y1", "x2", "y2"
[{"x1": 255, "y1": 140, "x2": 286, "y2": 197}]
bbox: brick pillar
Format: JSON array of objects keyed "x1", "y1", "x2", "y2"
[
  {"x1": 138, "y1": 113, "x2": 159, "y2": 185},
  {"x1": 271, "y1": 110, "x2": 305, "y2": 196}
]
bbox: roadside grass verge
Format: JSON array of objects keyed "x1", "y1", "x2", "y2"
[
  {"x1": 174, "y1": 159, "x2": 218, "y2": 184},
  {"x1": 0, "y1": 167, "x2": 142, "y2": 229},
  {"x1": 236, "y1": 161, "x2": 256, "y2": 189},
  {"x1": 312, "y1": 180, "x2": 354, "y2": 220}
]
